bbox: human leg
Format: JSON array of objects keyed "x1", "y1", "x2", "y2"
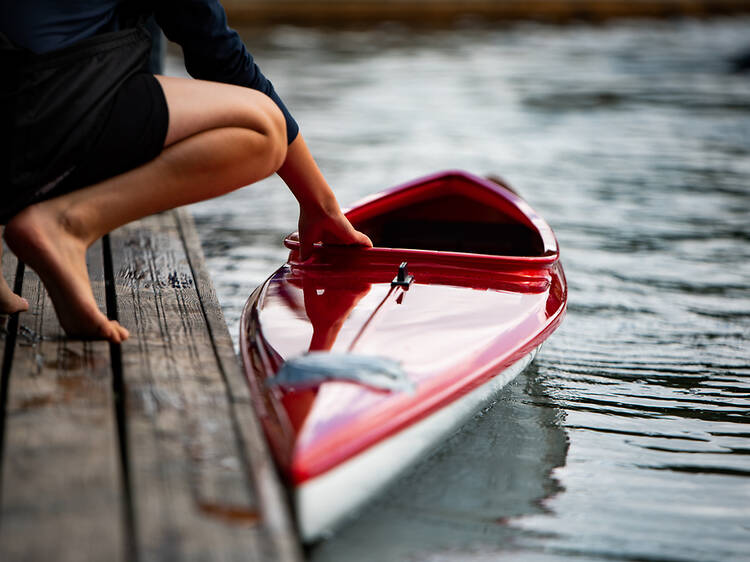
[
  {"x1": 4, "y1": 77, "x2": 288, "y2": 341},
  {"x1": 0, "y1": 228, "x2": 29, "y2": 314}
]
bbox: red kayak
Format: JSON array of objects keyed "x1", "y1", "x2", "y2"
[{"x1": 239, "y1": 170, "x2": 567, "y2": 540}]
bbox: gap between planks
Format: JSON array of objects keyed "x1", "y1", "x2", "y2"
[{"x1": 0, "y1": 210, "x2": 302, "y2": 562}]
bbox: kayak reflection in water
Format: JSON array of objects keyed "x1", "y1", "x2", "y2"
[{"x1": 277, "y1": 275, "x2": 373, "y2": 432}]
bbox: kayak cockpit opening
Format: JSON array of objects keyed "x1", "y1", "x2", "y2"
[{"x1": 353, "y1": 193, "x2": 546, "y2": 257}]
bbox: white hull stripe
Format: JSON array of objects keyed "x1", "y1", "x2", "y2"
[{"x1": 295, "y1": 348, "x2": 538, "y2": 541}]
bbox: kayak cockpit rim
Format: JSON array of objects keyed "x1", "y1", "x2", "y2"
[{"x1": 283, "y1": 170, "x2": 559, "y2": 266}]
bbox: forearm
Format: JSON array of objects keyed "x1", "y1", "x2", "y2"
[
  {"x1": 276, "y1": 134, "x2": 372, "y2": 259},
  {"x1": 277, "y1": 134, "x2": 339, "y2": 214}
]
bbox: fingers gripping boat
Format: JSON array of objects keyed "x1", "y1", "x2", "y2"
[{"x1": 239, "y1": 170, "x2": 567, "y2": 541}]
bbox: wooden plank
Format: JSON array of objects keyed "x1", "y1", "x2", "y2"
[
  {"x1": 175, "y1": 208, "x2": 302, "y2": 562},
  {"x1": 110, "y1": 210, "x2": 300, "y2": 561},
  {"x1": 0, "y1": 240, "x2": 21, "y2": 373},
  {"x1": 0, "y1": 240, "x2": 124, "y2": 562},
  {"x1": 1, "y1": 239, "x2": 20, "y2": 386},
  {"x1": 0, "y1": 239, "x2": 22, "y2": 473}
]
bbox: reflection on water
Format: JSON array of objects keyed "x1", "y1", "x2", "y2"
[
  {"x1": 168, "y1": 16, "x2": 750, "y2": 561},
  {"x1": 310, "y1": 366, "x2": 569, "y2": 561}
]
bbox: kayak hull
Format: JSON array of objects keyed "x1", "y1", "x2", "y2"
[
  {"x1": 239, "y1": 170, "x2": 567, "y2": 541},
  {"x1": 295, "y1": 348, "x2": 537, "y2": 540}
]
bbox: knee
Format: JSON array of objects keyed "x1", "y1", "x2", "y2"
[
  {"x1": 251, "y1": 97, "x2": 287, "y2": 176},
  {"x1": 263, "y1": 100, "x2": 288, "y2": 172}
]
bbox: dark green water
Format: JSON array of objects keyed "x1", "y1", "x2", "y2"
[{"x1": 169, "y1": 16, "x2": 750, "y2": 561}]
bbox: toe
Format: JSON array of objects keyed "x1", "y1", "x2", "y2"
[
  {"x1": 0, "y1": 296, "x2": 29, "y2": 315},
  {"x1": 115, "y1": 322, "x2": 130, "y2": 341},
  {"x1": 98, "y1": 320, "x2": 121, "y2": 343}
]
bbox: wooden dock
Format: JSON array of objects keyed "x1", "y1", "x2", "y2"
[
  {"x1": 222, "y1": 0, "x2": 750, "y2": 25},
  {"x1": 0, "y1": 210, "x2": 302, "y2": 561}
]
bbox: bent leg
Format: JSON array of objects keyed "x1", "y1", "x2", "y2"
[
  {"x1": 0, "y1": 229, "x2": 29, "y2": 314},
  {"x1": 156, "y1": 75, "x2": 288, "y2": 148},
  {"x1": 4, "y1": 77, "x2": 288, "y2": 341}
]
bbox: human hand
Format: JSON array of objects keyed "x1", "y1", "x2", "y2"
[
  {"x1": 276, "y1": 133, "x2": 372, "y2": 259},
  {"x1": 298, "y1": 206, "x2": 372, "y2": 261}
]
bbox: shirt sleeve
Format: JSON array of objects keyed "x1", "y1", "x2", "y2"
[{"x1": 153, "y1": 0, "x2": 299, "y2": 144}]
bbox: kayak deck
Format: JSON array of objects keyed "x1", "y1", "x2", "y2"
[{"x1": 240, "y1": 170, "x2": 567, "y2": 540}]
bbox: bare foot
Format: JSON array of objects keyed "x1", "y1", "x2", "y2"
[
  {"x1": 4, "y1": 203, "x2": 129, "y2": 342},
  {"x1": 0, "y1": 275, "x2": 28, "y2": 314}
]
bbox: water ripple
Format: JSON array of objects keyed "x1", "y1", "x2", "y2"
[{"x1": 180, "y1": 16, "x2": 750, "y2": 562}]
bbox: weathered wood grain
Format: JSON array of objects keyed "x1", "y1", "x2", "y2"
[
  {"x1": 0, "y1": 212, "x2": 300, "y2": 561},
  {"x1": 0, "y1": 241, "x2": 124, "y2": 562},
  {"x1": 110, "y1": 210, "x2": 300, "y2": 561},
  {"x1": 0, "y1": 240, "x2": 22, "y2": 474},
  {"x1": 175, "y1": 209, "x2": 303, "y2": 562},
  {"x1": 0, "y1": 240, "x2": 21, "y2": 376}
]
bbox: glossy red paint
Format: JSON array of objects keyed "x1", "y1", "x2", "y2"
[{"x1": 240, "y1": 170, "x2": 567, "y2": 486}]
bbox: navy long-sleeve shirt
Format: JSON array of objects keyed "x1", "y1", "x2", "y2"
[{"x1": 0, "y1": 0, "x2": 299, "y2": 143}]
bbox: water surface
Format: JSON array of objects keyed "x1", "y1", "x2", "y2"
[{"x1": 169, "y1": 16, "x2": 749, "y2": 561}]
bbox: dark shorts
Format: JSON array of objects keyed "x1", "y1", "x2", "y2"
[{"x1": 51, "y1": 72, "x2": 169, "y2": 197}]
